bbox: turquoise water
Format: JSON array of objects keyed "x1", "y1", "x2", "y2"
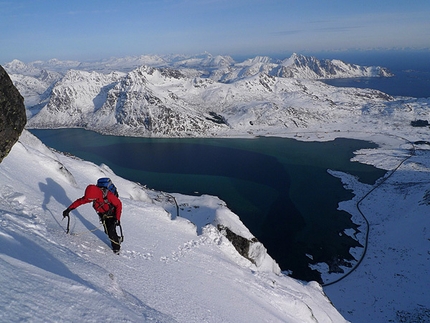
[{"x1": 30, "y1": 128, "x2": 386, "y2": 282}]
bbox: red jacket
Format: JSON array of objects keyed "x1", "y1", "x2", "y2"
[{"x1": 68, "y1": 185, "x2": 122, "y2": 221}]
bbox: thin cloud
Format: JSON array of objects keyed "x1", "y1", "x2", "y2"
[{"x1": 273, "y1": 25, "x2": 359, "y2": 36}]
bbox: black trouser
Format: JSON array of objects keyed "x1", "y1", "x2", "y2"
[{"x1": 100, "y1": 214, "x2": 120, "y2": 251}]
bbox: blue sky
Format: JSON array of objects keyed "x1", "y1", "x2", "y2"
[{"x1": 1, "y1": 0, "x2": 430, "y2": 63}]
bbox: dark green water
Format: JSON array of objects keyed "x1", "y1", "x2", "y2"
[{"x1": 30, "y1": 128, "x2": 386, "y2": 282}]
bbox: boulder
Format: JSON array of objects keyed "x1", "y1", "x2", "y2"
[{"x1": 0, "y1": 65, "x2": 27, "y2": 162}]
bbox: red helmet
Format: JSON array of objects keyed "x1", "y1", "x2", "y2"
[{"x1": 84, "y1": 185, "x2": 102, "y2": 200}]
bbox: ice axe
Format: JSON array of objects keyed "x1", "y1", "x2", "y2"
[
  {"x1": 63, "y1": 214, "x2": 70, "y2": 234},
  {"x1": 117, "y1": 222, "x2": 124, "y2": 243}
]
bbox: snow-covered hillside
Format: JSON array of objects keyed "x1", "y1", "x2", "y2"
[
  {"x1": 0, "y1": 130, "x2": 346, "y2": 322},
  {"x1": 24, "y1": 65, "x2": 428, "y2": 139},
  {"x1": 4, "y1": 52, "x2": 403, "y2": 138}
]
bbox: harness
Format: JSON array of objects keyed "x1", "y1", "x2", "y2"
[
  {"x1": 96, "y1": 187, "x2": 123, "y2": 244},
  {"x1": 94, "y1": 187, "x2": 116, "y2": 218}
]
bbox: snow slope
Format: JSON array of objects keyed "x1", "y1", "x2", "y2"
[{"x1": 0, "y1": 130, "x2": 346, "y2": 323}]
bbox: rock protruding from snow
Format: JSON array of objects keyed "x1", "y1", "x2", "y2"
[{"x1": 0, "y1": 65, "x2": 26, "y2": 162}]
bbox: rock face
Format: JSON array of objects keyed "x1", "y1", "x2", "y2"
[{"x1": 0, "y1": 65, "x2": 26, "y2": 162}]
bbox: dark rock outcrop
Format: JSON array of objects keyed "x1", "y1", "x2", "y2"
[
  {"x1": 0, "y1": 65, "x2": 26, "y2": 162},
  {"x1": 217, "y1": 224, "x2": 259, "y2": 264}
]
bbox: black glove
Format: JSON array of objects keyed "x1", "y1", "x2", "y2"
[
  {"x1": 62, "y1": 208, "x2": 70, "y2": 218},
  {"x1": 115, "y1": 220, "x2": 121, "y2": 226}
]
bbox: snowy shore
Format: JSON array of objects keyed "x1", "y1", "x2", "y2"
[{"x1": 274, "y1": 128, "x2": 430, "y2": 323}]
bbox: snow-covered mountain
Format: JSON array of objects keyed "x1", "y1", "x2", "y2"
[
  {"x1": 8, "y1": 52, "x2": 427, "y2": 140},
  {"x1": 214, "y1": 53, "x2": 392, "y2": 83},
  {"x1": 0, "y1": 130, "x2": 347, "y2": 322},
  {"x1": 5, "y1": 53, "x2": 392, "y2": 78},
  {"x1": 279, "y1": 53, "x2": 393, "y2": 78},
  {"x1": 4, "y1": 52, "x2": 398, "y2": 134},
  {"x1": 23, "y1": 63, "x2": 428, "y2": 139},
  {"x1": 4, "y1": 59, "x2": 62, "y2": 111}
]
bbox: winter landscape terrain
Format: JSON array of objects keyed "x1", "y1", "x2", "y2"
[
  {"x1": 2, "y1": 53, "x2": 430, "y2": 322},
  {"x1": 1, "y1": 130, "x2": 346, "y2": 322},
  {"x1": 5, "y1": 52, "x2": 400, "y2": 139}
]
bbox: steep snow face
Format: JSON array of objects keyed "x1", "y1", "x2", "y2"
[
  {"x1": 0, "y1": 130, "x2": 347, "y2": 322},
  {"x1": 8, "y1": 72, "x2": 62, "y2": 112},
  {"x1": 29, "y1": 70, "x2": 124, "y2": 128},
  {"x1": 87, "y1": 66, "x2": 230, "y2": 136}
]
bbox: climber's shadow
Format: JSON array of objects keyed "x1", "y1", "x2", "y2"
[{"x1": 39, "y1": 178, "x2": 108, "y2": 245}]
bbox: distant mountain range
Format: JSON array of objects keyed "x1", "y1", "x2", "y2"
[
  {"x1": 6, "y1": 52, "x2": 427, "y2": 139},
  {"x1": 4, "y1": 52, "x2": 393, "y2": 77}
]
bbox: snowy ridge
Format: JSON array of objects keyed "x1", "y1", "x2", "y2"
[
  {"x1": 278, "y1": 53, "x2": 392, "y2": 79},
  {"x1": 24, "y1": 64, "x2": 429, "y2": 139},
  {"x1": 4, "y1": 53, "x2": 392, "y2": 78},
  {"x1": 7, "y1": 53, "x2": 429, "y2": 141},
  {"x1": 0, "y1": 130, "x2": 346, "y2": 322}
]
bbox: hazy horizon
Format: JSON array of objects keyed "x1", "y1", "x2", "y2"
[{"x1": 2, "y1": 0, "x2": 429, "y2": 63}]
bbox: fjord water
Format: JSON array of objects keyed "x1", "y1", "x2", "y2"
[
  {"x1": 30, "y1": 129, "x2": 385, "y2": 282},
  {"x1": 318, "y1": 50, "x2": 430, "y2": 98}
]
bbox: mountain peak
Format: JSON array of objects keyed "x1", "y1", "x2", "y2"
[{"x1": 4, "y1": 59, "x2": 30, "y2": 73}]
